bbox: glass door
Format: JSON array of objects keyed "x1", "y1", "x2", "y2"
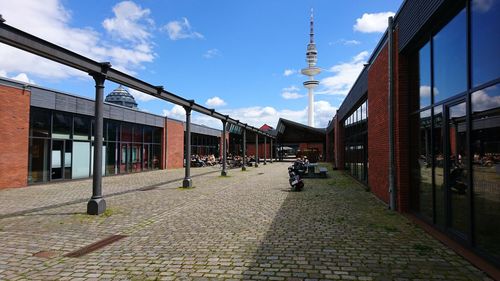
[
  {"x1": 445, "y1": 101, "x2": 469, "y2": 237},
  {"x1": 51, "y1": 140, "x2": 64, "y2": 180}
]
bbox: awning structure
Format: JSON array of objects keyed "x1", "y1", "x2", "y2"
[{"x1": 275, "y1": 118, "x2": 326, "y2": 143}]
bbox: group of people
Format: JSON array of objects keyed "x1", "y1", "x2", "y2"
[{"x1": 189, "y1": 153, "x2": 261, "y2": 168}]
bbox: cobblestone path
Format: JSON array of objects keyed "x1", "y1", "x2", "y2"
[{"x1": 0, "y1": 163, "x2": 492, "y2": 280}]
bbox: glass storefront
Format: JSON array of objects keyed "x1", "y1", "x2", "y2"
[
  {"x1": 410, "y1": 1, "x2": 499, "y2": 264},
  {"x1": 344, "y1": 100, "x2": 368, "y2": 184},
  {"x1": 190, "y1": 133, "x2": 220, "y2": 156},
  {"x1": 28, "y1": 107, "x2": 163, "y2": 184}
]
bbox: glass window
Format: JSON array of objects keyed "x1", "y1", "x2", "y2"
[
  {"x1": 447, "y1": 102, "x2": 468, "y2": 234},
  {"x1": 414, "y1": 110, "x2": 433, "y2": 221},
  {"x1": 472, "y1": 84, "x2": 500, "y2": 261},
  {"x1": 133, "y1": 125, "x2": 143, "y2": 143},
  {"x1": 433, "y1": 105, "x2": 445, "y2": 226},
  {"x1": 30, "y1": 108, "x2": 51, "y2": 138},
  {"x1": 105, "y1": 142, "x2": 117, "y2": 175},
  {"x1": 28, "y1": 138, "x2": 49, "y2": 183},
  {"x1": 122, "y1": 124, "x2": 132, "y2": 142},
  {"x1": 107, "y1": 121, "x2": 120, "y2": 142},
  {"x1": 73, "y1": 116, "x2": 90, "y2": 141},
  {"x1": 419, "y1": 42, "x2": 432, "y2": 108},
  {"x1": 153, "y1": 127, "x2": 163, "y2": 144},
  {"x1": 144, "y1": 126, "x2": 152, "y2": 143},
  {"x1": 72, "y1": 141, "x2": 90, "y2": 179},
  {"x1": 152, "y1": 144, "x2": 161, "y2": 169},
  {"x1": 472, "y1": 0, "x2": 500, "y2": 87},
  {"x1": 52, "y1": 112, "x2": 72, "y2": 139},
  {"x1": 433, "y1": 8, "x2": 467, "y2": 103}
]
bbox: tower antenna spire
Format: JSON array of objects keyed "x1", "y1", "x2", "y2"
[{"x1": 310, "y1": 8, "x2": 314, "y2": 44}]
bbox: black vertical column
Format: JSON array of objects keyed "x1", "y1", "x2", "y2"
[
  {"x1": 87, "y1": 62, "x2": 110, "y2": 215},
  {"x1": 221, "y1": 120, "x2": 228, "y2": 176},
  {"x1": 182, "y1": 106, "x2": 193, "y2": 187},
  {"x1": 255, "y1": 133, "x2": 259, "y2": 167},
  {"x1": 263, "y1": 136, "x2": 267, "y2": 165},
  {"x1": 242, "y1": 128, "x2": 247, "y2": 171},
  {"x1": 270, "y1": 138, "x2": 273, "y2": 163}
]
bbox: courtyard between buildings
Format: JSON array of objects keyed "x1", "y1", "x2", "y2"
[{"x1": 0, "y1": 162, "x2": 492, "y2": 280}]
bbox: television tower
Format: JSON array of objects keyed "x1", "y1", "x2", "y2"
[{"x1": 301, "y1": 8, "x2": 321, "y2": 127}]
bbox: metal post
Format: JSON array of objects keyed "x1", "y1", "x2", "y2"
[
  {"x1": 255, "y1": 133, "x2": 259, "y2": 167},
  {"x1": 182, "y1": 106, "x2": 193, "y2": 187},
  {"x1": 263, "y1": 136, "x2": 267, "y2": 165},
  {"x1": 87, "y1": 62, "x2": 110, "y2": 215},
  {"x1": 242, "y1": 128, "x2": 247, "y2": 171},
  {"x1": 388, "y1": 16, "x2": 396, "y2": 211},
  {"x1": 270, "y1": 138, "x2": 273, "y2": 163},
  {"x1": 221, "y1": 120, "x2": 228, "y2": 176}
]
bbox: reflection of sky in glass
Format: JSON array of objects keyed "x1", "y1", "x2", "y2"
[
  {"x1": 450, "y1": 102, "x2": 466, "y2": 118},
  {"x1": 433, "y1": 8, "x2": 467, "y2": 103},
  {"x1": 472, "y1": 84, "x2": 500, "y2": 112},
  {"x1": 472, "y1": 0, "x2": 500, "y2": 87},
  {"x1": 419, "y1": 42, "x2": 431, "y2": 108}
]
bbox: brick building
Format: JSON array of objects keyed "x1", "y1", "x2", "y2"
[{"x1": 326, "y1": 0, "x2": 500, "y2": 271}]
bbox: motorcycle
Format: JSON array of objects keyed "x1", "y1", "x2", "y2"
[{"x1": 288, "y1": 159, "x2": 306, "y2": 192}]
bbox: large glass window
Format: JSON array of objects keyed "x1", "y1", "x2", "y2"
[
  {"x1": 52, "y1": 112, "x2": 72, "y2": 139},
  {"x1": 30, "y1": 108, "x2": 51, "y2": 138},
  {"x1": 433, "y1": 8, "x2": 467, "y2": 103},
  {"x1": 472, "y1": 84, "x2": 500, "y2": 261},
  {"x1": 414, "y1": 110, "x2": 433, "y2": 221},
  {"x1": 472, "y1": 0, "x2": 500, "y2": 87},
  {"x1": 28, "y1": 138, "x2": 49, "y2": 183},
  {"x1": 433, "y1": 106, "x2": 445, "y2": 226},
  {"x1": 73, "y1": 116, "x2": 90, "y2": 141},
  {"x1": 419, "y1": 42, "x2": 432, "y2": 108},
  {"x1": 343, "y1": 100, "x2": 368, "y2": 183}
]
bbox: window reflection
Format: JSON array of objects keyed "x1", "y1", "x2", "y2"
[
  {"x1": 414, "y1": 110, "x2": 433, "y2": 221},
  {"x1": 472, "y1": 84, "x2": 500, "y2": 261},
  {"x1": 433, "y1": 8, "x2": 467, "y2": 103},
  {"x1": 433, "y1": 106, "x2": 445, "y2": 226},
  {"x1": 419, "y1": 42, "x2": 432, "y2": 108},
  {"x1": 472, "y1": 0, "x2": 500, "y2": 87}
]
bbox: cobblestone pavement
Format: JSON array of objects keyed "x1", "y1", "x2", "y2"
[{"x1": 0, "y1": 163, "x2": 493, "y2": 280}]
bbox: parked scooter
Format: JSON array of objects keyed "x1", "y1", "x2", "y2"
[{"x1": 288, "y1": 159, "x2": 306, "y2": 192}]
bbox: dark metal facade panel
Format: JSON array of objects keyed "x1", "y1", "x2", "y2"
[
  {"x1": 30, "y1": 87, "x2": 56, "y2": 109},
  {"x1": 336, "y1": 68, "x2": 368, "y2": 121},
  {"x1": 109, "y1": 105, "x2": 124, "y2": 120},
  {"x1": 123, "y1": 110, "x2": 135, "y2": 123},
  {"x1": 154, "y1": 117, "x2": 164, "y2": 128},
  {"x1": 55, "y1": 94, "x2": 77, "y2": 113},
  {"x1": 190, "y1": 123, "x2": 222, "y2": 137},
  {"x1": 397, "y1": 0, "x2": 445, "y2": 52},
  {"x1": 135, "y1": 112, "x2": 146, "y2": 124},
  {"x1": 75, "y1": 98, "x2": 94, "y2": 116}
]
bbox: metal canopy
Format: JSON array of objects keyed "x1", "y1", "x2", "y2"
[{"x1": 0, "y1": 21, "x2": 274, "y2": 139}]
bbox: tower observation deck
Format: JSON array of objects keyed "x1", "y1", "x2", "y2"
[{"x1": 301, "y1": 8, "x2": 321, "y2": 127}]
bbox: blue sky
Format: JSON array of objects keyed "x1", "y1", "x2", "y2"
[{"x1": 0, "y1": 0, "x2": 402, "y2": 129}]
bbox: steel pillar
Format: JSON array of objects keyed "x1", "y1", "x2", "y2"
[
  {"x1": 270, "y1": 138, "x2": 273, "y2": 163},
  {"x1": 182, "y1": 106, "x2": 193, "y2": 187},
  {"x1": 255, "y1": 134, "x2": 259, "y2": 167},
  {"x1": 87, "y1": 63, "x2": 110, "y2": 215},
  {"x1": 221, "y1": 120, "x2": 228, "y2": 176},
  {"x1": 263, "y1": 136, "x2": 267, "y2": 165},
  {"x1": 242, "y1": 129, "x2": 247, "y2": 171}
]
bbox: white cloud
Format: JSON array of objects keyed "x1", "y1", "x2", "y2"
[
  {"x1": 318, "y1": 51, "x2": 369, "y2": 96},
  {"x1": 0, "y1": 0, "x2": 155, "y2": 80},
  {"x1": 472, "y1": 87, "x2": 500, "y2": 112},
  {"x1": 203, "y1": 49, "x2": 220, "y2": 59},
  {"x1": 354, "y1": 12, "x2": 395, "y2": 33},
  {"x1": 102, "y1": 1, "x2": 153, "y2": 43},
  {"x1": 163, "y1": 104, "x2": 186, "y2": 120},
  {"x1": 419, "y1": 85, "x2": 439, "y2": 97},
  {"x1": 473, "y1": 0, "x2": 494, "y2": 12},
  {"x1": 205, "y1": 96, "x2": 227, "y2": 107},
  {"x1": 0, "y1": 71, "x2": 36, "y2": 84},
  {"x1": 283, "y1": 69, "x2": 296, "y2": 77},
  {"x1": 330, "y1": 39, "x2": 361, "y2": 46},
  {"x1": 281, "y1": 85, "x2": 304, "y2": 100},
  {"x1": 161, "y1": 17, "x2": 203, "y2": 40},
  {"x1": 165, "y1": 100, "x2": 337, "y2": 129},
  {"x1": 128, "y1": 88, "x2": 158, "y2": 102}
]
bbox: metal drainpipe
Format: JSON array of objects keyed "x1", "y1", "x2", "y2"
[{"x1": 388, "y1": 16, "x2": 396, "y2": 211}]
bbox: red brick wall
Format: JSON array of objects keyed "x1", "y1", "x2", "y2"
[
  {"x1": 0, "y1": 84, "x2": 30, "y2": 189},
  {"x1": 368, "y1": 43, "x2": 390, "y2": 204},
  {"x1": 246, "y1": 143, "x2": 271, "y2": 159},
  {"x1": 166, "y1": 119, "x2": 184, "y2": 169}
]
